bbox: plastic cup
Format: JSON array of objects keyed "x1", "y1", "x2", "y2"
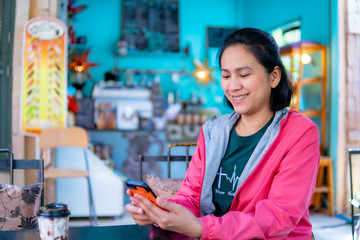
[{"x1": 36, "y1": 203, "x2": 71, "y2": 240}]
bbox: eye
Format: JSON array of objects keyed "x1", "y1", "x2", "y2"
[
  {"x1": 222, "y1": 74, "x2": 230, "y2": 79},
  {"x1": 240, "y1": 74, "x2": 250, "y2": 78}
]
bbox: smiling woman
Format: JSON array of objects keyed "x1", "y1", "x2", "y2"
[{"x1": 125, "y1": 27, "x2": 320, "y2": 239}]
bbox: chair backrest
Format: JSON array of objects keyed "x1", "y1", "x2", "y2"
[
  {"x1": 0, "y1": 149, "x2": 44, "y2": 185},
  {"x1": 39, "y1": 127, "x2": 89, "y2": 149},
  {"x1": 0, "y1": 149, "x2": 44, "y2": 206},
  {"x1": 39, "y1": 127, "x2": 89, "y2": 168},
  {"x1": 139, "y1": 143, "x2": 196, "y2": 181}
]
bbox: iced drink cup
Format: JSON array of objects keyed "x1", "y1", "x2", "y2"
[{"x1": 37, "y1": 203, "x2": 71, "y2": 240}]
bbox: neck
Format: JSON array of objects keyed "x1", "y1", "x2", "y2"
[{"x1": 235, "y1": 110, "x2": 274, "y2": 136}]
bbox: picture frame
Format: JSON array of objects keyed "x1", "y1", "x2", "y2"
[
  {"x1": 121, "y1": 0, "x2": 180, "y2": 52},
  {"x1": 206, "y1": 26, "x2": 238, "y2": 48}
]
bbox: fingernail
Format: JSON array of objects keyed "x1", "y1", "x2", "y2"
[{"x1": 137, "y1": 208, "x2": 142, "y2": 214}]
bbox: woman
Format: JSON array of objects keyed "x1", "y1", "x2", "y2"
[{"x1": 125, "y1": 28, "x2": 320, "y2": 239}]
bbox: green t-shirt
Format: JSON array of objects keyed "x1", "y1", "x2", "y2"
[{"x1": 212, "y1": 117, "x2": 273, "y2": 216}]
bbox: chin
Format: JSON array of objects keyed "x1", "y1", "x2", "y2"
[{"x1": 233, "y1": 107, "x2": 247, "y2": 115}]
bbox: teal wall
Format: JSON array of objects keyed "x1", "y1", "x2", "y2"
[
  {"x1": 72, "y1": 0, "x2": 237, "y2": 78},
  {"x1": 71, "y1": 0, "x2": 237, "y2": 113},
  {"x1": 238, "y1": 0, "x2": 330, "y2": 45},
  {"x1": 69, "y1": 0, "x2": 121, "y2": 96}
]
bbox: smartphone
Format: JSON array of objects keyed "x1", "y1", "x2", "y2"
[{"x1": 125, "y1": 179, "x2": 158, "y2": 206}]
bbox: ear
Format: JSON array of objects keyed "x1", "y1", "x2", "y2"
[{"x1": 270, "y1": 66, "x2": 281, "y2": 88}]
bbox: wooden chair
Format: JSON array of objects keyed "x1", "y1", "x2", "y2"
[
  {"x1": 38, "y1": 127, "x2": 98, "y2": 226},
  {"x1": 0, "y1": 149, "x2": 45, "y2": 230},
  {"x1": 311, "y1": 156, "x2": 334, "y2": 216},
  {"x1": 0, "y1": 149, "x2": 44, "y2": 205},
  {"x1": 139, "y1": 143, "x2": 197, "y2": 181},
  {"x1": 349, "y1": 149, "x2": 360, "y2": 240}
]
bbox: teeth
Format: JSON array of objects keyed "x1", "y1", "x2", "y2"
[{"x1": 233, "y1": 95, "x2": 247, "y2": 100}]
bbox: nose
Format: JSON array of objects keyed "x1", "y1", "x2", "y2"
[{"x1": 228, "y1": 76, "x2": 242, "y2": 91}]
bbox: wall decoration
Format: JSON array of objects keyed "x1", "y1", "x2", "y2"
[
  {"x1": 166, "y1": 124, "x2": 201, "y2": 143},
  {"x1": 67, "y1": 0, "x2": 87, "y2": 21},
  {"x1": 192, "y1": 58, "x2": 215, "y2": 86},
  {"x1": 120, "y1": 132, "x2": 164, "y2": 180},
  {"x1": 95, "y1": 102, "x2": 117, "y2": 130},
  {"x1": 68, "y1": 48, "x2": 98, "y2": 79},
  {"x1": 75, "y1": 98, "x2": 96, "y2": 129},
  {"x1": 20, "y1": 17, "x2": 67, "y2": 134},
  {"x1": 121, "y1": 0, "x2": 179, "y2": 52}
]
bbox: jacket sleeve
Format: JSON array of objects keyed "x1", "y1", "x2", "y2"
[
  {"x1": 168, "y1": 128, "x2": 206, "y2": 218},
  {"x1": 200, "y1": 121, "x2": 320, "y2": 239}
]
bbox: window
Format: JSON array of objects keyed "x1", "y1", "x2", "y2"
[{"x1": 271, "y1": 20, "x2": 301, "y2": 48}]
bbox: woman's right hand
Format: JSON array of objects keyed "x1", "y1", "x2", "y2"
[{"x1": 125, "y1": 189, "x2": 155, "y2": 225}]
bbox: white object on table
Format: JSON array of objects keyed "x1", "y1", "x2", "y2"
[{"x1": 55, "y1": 148, "x2": 124, "y2": 217}]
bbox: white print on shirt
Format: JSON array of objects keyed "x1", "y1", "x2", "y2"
[
  {"x1": 215, "y1": 189, "x2": 225, "y2": 195},
  {"x1": 214, "y1": 166, "x2": 240, "y2": 195},
  {"x1": 228, "y1": 191, "x2": 236, "y2": 196}
]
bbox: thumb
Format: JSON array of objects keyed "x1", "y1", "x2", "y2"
[{"x1": 156, "y1": 197, "x2": 178, "y2": 212}]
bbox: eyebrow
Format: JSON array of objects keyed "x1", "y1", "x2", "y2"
[{"x1": 221, "y1": 66, "x2": 252, "y2": 72}]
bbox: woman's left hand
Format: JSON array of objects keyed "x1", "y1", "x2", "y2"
[{"x1": 131, "y1": 193, "x2": 202, "y2": 239}]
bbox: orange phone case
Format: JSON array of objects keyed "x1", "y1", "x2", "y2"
[{"x1": 126, "y1": 180, "x2": 158, "y2": 206}]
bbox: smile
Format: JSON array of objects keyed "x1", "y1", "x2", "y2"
[{"x1": 233, "y1": 94, "x2": 248, "y2": 101}]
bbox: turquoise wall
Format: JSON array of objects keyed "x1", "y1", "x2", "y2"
[
  {"x1": 73, "y1": 0, "x2": 237, "y2": 77},
  {"x1": 71, "y1": 0, "x2": 237, "y2": 113},
  {"x1": 238, "y1": 0, "x2": 330, "y2": 45}
]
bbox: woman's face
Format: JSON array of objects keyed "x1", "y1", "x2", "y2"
[{"x1": 220, "y1": 44, "x2": 279, "y2": 117}]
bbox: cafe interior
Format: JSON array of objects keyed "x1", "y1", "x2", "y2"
[{"x1": 0, "y1": 0, "x2": 359, "y2": 239}]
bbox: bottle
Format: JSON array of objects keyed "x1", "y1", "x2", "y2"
[{"x1": 177, "y1": 101, "x2": 186, "y2": 125}]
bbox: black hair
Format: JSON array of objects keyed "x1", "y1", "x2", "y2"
[{"x1": 217, "y1": 28, "x2": 293, "y2": 112}]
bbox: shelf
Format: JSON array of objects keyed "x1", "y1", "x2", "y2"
[
  {"x1": 280, "y1": 40, "x2": 326, "y2": 55},
  {"x1": 300, "y1": 109, "x2": 324, "y2": 118},
  {"x1": 313, "y1": 186, "x2": 330, "y2": 193},
  {"x1": 280, "y1": 41, "x2": 327, "y2": 155},
  {"x1": 118, "y1": 51, "x2": 189, "y2": 58},
  {"x1": 86, "y1": 128, "x2": 164, "y2": 132},
  {"x1": 300, "y1": 77, "x2": 323, "y2": 85}
]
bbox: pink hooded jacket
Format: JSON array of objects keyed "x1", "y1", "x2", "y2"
[{"x1": 170, "y1": 109, "x2": 320, "y2": 239}]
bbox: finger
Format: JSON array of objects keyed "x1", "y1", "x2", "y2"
[
  {"x1": 127, "y1": 189, "x2": 134, "y2": 197},
  {"x1": 133, "y1": 193, "x2": 165, "y2": 216},
  {"x1": 134, "y1": 219, "x2": 153, "y2": 226},
  {"x1": 130, "y1": 197, "x2": 140, "y2": 206},
  {"x1": 131, "y1": 213, "x2": 151, "y2": 221},
  {"x1": 125, "y1": 203, "x2": 144, "y2": 214},
  {"x1": 156, "y1": 197, "x2": 178, "y2": 212}
]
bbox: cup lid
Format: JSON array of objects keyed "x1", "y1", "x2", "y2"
[{"x1": 37, "y1": 203, "x2": 71, "y2": 218}]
